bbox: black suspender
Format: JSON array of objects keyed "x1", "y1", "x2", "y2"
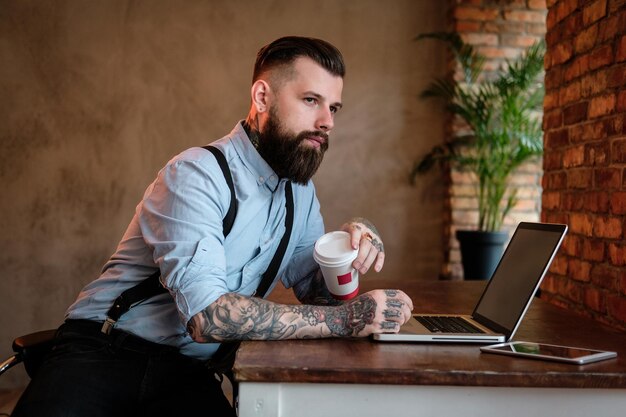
[{"x1": 102, "y1": 145, "x2": 294, "y2": 335}]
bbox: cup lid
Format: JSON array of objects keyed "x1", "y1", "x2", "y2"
[{"x1": 314, "y1": 231, "x2": 358, "y2": 265}]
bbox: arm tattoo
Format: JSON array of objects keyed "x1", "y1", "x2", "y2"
[
  {"x1": 296, "y1": 269, "x2": 342, "y2": 306},
  {"x1": 187, "y1": 293, "x2": 377, "y2": 342}
]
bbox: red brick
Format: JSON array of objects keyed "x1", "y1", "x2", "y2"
[
  {"x1": 581, "y1": 70, "x2": 608, "y2": 97},
  {"x1": 461, "y1": 33, "x2": 499, "y2": 46},
  {"x1": 612, "y1": 139, "x2": 626, "y2": 163},
  {"x1": 617, "y1": 35, "x2": 626, "y2": 62},
  {"x1": 542, "y1": 191, "x2": 561, "y2": 209},
  {"x1": 575, "y1": 24, "x2": 599, "y2": 54},
  {"x1": 609, "y1": 0, "x2": 626, "y2": 13},
  {"x1": 584, "y1": 190, "x2": 610, "y2": 212},
  {"x1": 543, "y1": 108, "x2": 563, "y2": 129},
  {"x1": 588, "y1": 94, "x2": 616, "y2": 118},
  {"x1": 546, "y1": 128, "x2": 570, "y2": 147},
  {"x1": 563, "y1": 102, "x2": 588, "y2": 125},
  {"x1": 562, "y1": 191, "x2": 585, "y2": 210},
  {"x1": 551, "y1": 253, "x2": 569, "y2": 274},
  {"x1": 610, "y1": 192, "x2": 626, "y2": 214},
  {"x1": 587, "y1": 142, "x2": 610, "y2": 166},
  {"x1": 570, "y1": 212, "x2": 594, "y2": 236},
  {"x1": 563, "y1": 145, "x2": 586, "y2": 167},
  {"x1": 598, "y1": 14, "x2": 620, "y2": 43},
  {"x1": 563, "y1": 234, "x2": 581, "y2": 257},
  {"x1": 545, "y1": 66, "x2": 563, "y2": 88},
  {"x1": 582, "y1": 238, "x2": 606, "y2": 261},
  {"x1": 594, "y1": 216, "x2": 623, "y2": 238},
  {"x1": 564, "y1": 278, "x2": 585, "y2": 302},
  {"x1": 584, "y1": 287, "x2": 607, "y2": 313},
  {"x1": 582, "y1": 0, "x2": 608, "y2": 26},
  {"x1": 567, "y1": 168, "x2": 594, "y2": 189},
  {"x1": 542, "y1": 212, "x2": 570, "y2": 225},
  {"x1": 559, "y1": 81, "x2": 581, "y2": 104},
  {"x1": 454, "y1": 6, "x2": 500, "y2": 21},
  {"x1": 504, "y1": 10, "x2": 546, "y2": 23},
  {"x1": 562, "y1": 12, "x2": 583, "y2": 38},
  {"x1": 589, "y1": 44, "x2": 615, "y2": 69},
  {"x1": 608, "y1": 242, "x2": 626, "y2": 266},
  {"x1": 528, "y1": 23, "x2": 547, "y2": 35},
  {"x1": 553, "y1": 42, "x2": 574, "y2": 64},
  {"x1": 608, "y1": 65, "x2": 626, "y2": 89},
  {"x1": 544, "y1": 90, "x2": 560, "y2": 109},
  {"x1": 591, "y1": 263, "x2": 622, "y2": 291},
  {"x1": 605, "y1": 114, "x2": 624, "y2": 136},
  {"x1": 477, "y1": 46, "x2": 520, "y2": 59},
  {"x1": 607, "y1": 294, "x2": 626, "y2": 322},
  {"x1": 556, "y1": 0, "x2": 579, "y2": 23},
  {"x1": 455, "y1": 21, "x2": 483, "y2": 32},
  {"x1": 529, "y1": 0, "x2": 547, "y2": 9},
  {"x1": 570, "y1": 120, "x2": 605, "y2": 143},
  {"x1": 617, "y1": 91, "x2": 626, "y2": 113},
  {"x1": 501, "y1": 34, "x2": 541, "y2": 47},
  {"x1": 546, "y1": 7, "x2": 558, "y2": 30},
  {"x1": 570, "y1": 258, "x2": 593, "y2": 282},
  {"x1": 595, "y1": 167, "x2": 622, "y2": 189},
  {"x1": 543, "y1": 149, "x2": 563, "y2": 169},
  {"x1": 543, "y1": 171, "x2": 568, "y2": 189},
  {"x1": 564, "y1": 54, "x2": 591, "y2": 81},
  {"x1": 540, "y1": 274, "x2": 560, "y2": 294}
]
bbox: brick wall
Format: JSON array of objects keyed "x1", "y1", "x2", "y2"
[
  {"x1": 541, "y1": 0, "x2": 626, "y2": 330},
  {"x1": 443, "y1": 0, "x2": 547, "y2": 279}
]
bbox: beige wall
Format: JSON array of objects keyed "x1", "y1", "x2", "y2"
[{"x1": 0, "y1": 0, "x2": 446, "y2": 388}]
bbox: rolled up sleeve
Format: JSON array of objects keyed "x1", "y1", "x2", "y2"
[{"x1": 138, "y1": 152, "x2": 231, "y2": 325}]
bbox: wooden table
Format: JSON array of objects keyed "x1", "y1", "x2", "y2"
[{"x1": 234, "y1": 280, "x2": 626, "y2": 417}]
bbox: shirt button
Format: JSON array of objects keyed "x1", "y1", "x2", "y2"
[{"x1": 259, "y1": 176, "x2": 264, "y2": 182}]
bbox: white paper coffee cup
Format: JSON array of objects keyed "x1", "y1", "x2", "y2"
[{"x1": 313, "y1": 231, "x2": 359, "y2": 300}]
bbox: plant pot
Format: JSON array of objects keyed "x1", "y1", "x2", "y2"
[{"x1": 456, "y1": 230, "x2": 508, "y2": 280}]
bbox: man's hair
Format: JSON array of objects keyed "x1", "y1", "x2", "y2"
[{"x1": 252, "y1": 36, "x2": 345, "y2": 83}]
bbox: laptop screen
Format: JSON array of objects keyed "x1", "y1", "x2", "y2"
[{"x1": 473, "y1": 223, "x2": 567, "y2": 336}]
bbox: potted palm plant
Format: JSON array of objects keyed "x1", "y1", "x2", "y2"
[{"x1": 411, "y1": 32, "x2": 545, "y2": 279}]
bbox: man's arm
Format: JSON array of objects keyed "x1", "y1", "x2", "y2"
[{"x1": 187, "y1": 289, "x2": 413, "y2": 343}]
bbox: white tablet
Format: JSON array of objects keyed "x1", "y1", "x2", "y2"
[{"x1": 480, "y1": 341, "x2": 617, "y2": 365}]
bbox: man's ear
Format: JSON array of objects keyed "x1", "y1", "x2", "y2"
[{"x1": 251, "y1": 80, "x2": 271, "y2": 114}]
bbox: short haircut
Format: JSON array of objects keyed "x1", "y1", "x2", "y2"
[{"x1": 252, "y1": 36, "x2": 345, "y2": 84}]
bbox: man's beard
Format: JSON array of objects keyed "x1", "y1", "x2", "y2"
[{"x1": 255, "y1": 107, "x2": 329, "y2": 185}]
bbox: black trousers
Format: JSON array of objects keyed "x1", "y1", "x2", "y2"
[{"x1": 11, "y1": 320, "x2": 236, "y2": 417}]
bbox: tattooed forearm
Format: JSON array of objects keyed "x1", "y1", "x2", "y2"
[{"x1": 187, "y1": 292, "x2": 378, "y2": 343}]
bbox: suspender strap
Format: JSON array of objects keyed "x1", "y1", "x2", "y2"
[
  {"x1": 255, "y1": 181, "x2": 293, "y2": 298},
  {"x1": 202, "y1": 145, "x2": 237, "y2": 236},
  {"x1": 102, "y1": 145, "x2": 237, "y2": 334}
]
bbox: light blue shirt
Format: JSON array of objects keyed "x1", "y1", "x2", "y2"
[{"x1": 66, "y1": 122, "x2": 325, "y2": 360}]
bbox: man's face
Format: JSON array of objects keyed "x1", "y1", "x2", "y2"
[{"x1": 256, "y1": 57, "x2": 343, "y2": 185}]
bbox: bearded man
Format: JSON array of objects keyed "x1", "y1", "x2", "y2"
[{"x1": 12, "y1": 36, "x2": 413, "y2": 417}]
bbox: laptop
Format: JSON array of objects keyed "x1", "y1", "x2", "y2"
[{"x1": 374, "y1": 222, "x2": 568, "y2": 343}]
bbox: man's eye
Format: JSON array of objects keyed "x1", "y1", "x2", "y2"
[
  {"x1": 304, "y1": 97, "x2": 317, "y2": 105},
  {"x1": 330, "y1": 106, "x2": 338, "y2": 114}
]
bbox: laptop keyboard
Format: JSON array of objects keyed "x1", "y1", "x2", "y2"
[{"x1": 415, "y1": 316, "x2": 485, "y2": 334}]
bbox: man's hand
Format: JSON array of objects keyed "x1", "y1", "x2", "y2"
[
  {"x1": 340, "y1": 217, "x2": 385, "y2": 274},
  {"x1": 338, "y1": 289, "x2": 413, "y2": 336}
]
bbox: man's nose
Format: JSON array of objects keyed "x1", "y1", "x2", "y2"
[{"x1": 315, "y1": 108, "x2": 334, "y2": 132}]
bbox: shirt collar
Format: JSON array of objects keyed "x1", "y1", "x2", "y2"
[{"x1": 230, "y1": 121, "x2": 281, "y2": 192}]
